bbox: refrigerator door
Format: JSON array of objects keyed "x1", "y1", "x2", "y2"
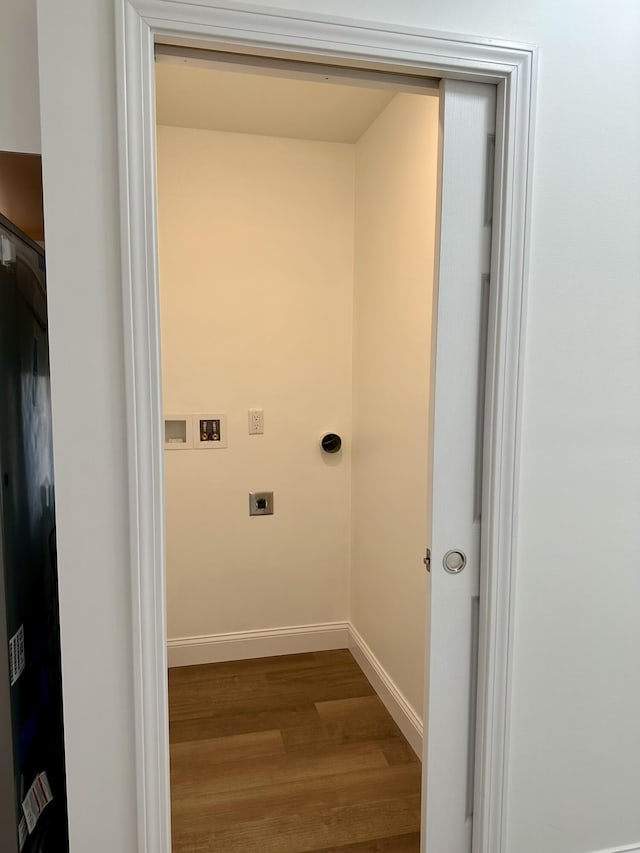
[{"x1": 0, "y1": 215, "x2": 68, "y2": 852}]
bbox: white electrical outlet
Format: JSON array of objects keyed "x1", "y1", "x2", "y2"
[{"x1": 248, "y1": 408, "x2": 264, "y2": 435}]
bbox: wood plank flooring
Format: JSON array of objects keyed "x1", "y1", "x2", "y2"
[{"x1": 169, "y1": 649, "x2": 421, "y2": 852}]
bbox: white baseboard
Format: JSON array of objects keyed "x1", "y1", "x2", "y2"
[
  {"x1": 587, "y1": 845, "x2": 640, "y2": 853},
  {"x1": 348, "y1": 624, "x2": 423, "y2": 758},
  {"x1": 167, "y1": 621, "x2": 350, "y2": 668}
]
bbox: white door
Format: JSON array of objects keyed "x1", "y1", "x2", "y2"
[{"x1": 422, "y1": 79, "x2": 496, "y2": 852}]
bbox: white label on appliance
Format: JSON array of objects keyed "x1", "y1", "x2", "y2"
[
  {"x1": 22, "y1": 772, "x2": 53, "y2": 834},
  {"x1": 9, "y1": 625, "x2": 25, "y2": 686},
  {"x1": 18, "y1": 816, "x2": 27, "y2": 850},
  {"x1": 0, "y1": 234, "x2": 16, "y2": 266}
]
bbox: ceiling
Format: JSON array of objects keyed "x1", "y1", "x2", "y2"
[{"x1": 155, "y1": 61, "x2": 399, "y2": 144}]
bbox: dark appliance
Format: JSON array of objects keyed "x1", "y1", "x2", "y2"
[{"x1": 0, "y1": 213, "x2": 68, "y2": 852}]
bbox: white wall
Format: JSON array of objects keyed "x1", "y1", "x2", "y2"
[
  {"x1": 36, "y1": 3, "x2": 137, "y2": 851},
  {"x1": 35, "y1": 1, "x2": 640, "y2": 853},
  {"x1": 351, "y1": 93, "x2": 439, "y2": 718},
  {"x1": 1, "y1": 0, "x2": 40, "y2": 153},
  {"x1": 157, "y1": 125, "x2": 353, "y2": 639}
]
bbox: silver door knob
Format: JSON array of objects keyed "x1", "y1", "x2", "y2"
[{"x1": 443, "y1": 550, "x2": 467, "y2": 574}]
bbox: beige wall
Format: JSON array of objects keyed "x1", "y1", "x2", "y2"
[
  {"x1": 351, "y1": 93, "x2": 439, "y2": 717},
  {"x1": 157, "y1": 125, "x2": 354, "y2": 638},
  {"x1": 158, "y1": 94, "x2": 438, "y2": 724}
]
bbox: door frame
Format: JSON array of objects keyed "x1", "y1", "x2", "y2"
[{"x1": 114, "y1": 3, "x2": 537, "y2": 852}]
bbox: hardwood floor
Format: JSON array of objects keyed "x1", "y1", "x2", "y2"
[{"x1": 169, "y1": 649, "x2": 421, "y2": 852}]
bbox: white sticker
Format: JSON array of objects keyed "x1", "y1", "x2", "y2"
[
  {"x1": 18, "y1": 816, "x2": 27, "y2": 851},
  {"x1": 21, "y1": 772, "x2": 53, "y2": 834},
  {"x1": 9, "y1": 625, "x2": 25, "y2": 686}
]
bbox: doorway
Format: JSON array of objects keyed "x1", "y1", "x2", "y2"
[
  {"x1": 115, "y1": 7, "x2": 535, "y2": 853},
  {"x1": 156, "y1": 52, "x2": 440, "y2": 850}
]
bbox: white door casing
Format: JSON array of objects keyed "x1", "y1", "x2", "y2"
[
  {"x1": 424, "y1": 79, "x2": 496, "y2": 853},
  {"x1": 114, "y1": 3, "x2": 536, "y2": 852}
]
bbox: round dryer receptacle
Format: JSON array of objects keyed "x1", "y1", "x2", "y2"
[{"x1": 321, "y1": 433, "x2": 342, "y2": 454}]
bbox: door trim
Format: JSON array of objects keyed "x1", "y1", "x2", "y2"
[{"x1": 114, "y1": 4, "x2": 537, "y2": 851}]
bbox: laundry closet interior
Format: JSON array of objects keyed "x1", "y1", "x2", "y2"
[{"x1": 156, "y1": 47, "x2": 440, "y2": 850}]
